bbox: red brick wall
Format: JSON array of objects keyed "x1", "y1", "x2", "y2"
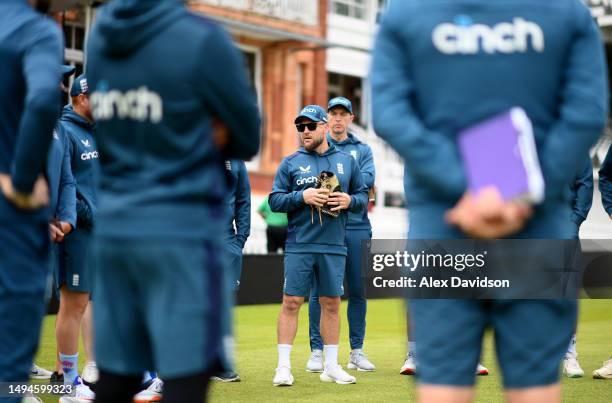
[{"x1": 189, "y1": 1, "x2": 329, "y2": 195}]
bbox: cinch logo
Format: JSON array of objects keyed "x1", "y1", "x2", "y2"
[
  {"x1": 432, "y1": 17, "x2": 545, "y2": 55},
  {"x1": 81, "y1": 151, "x2": 99, "y2": 161},
  {"x1": 296, "y1": 176, "x2": 318, "y2": 186},
  {"x1": 302, "y1": 107, "x2": 317, "y2": 114},
  {"x1": 91, "y1": 86, "x2": 163, "y2": 123}
]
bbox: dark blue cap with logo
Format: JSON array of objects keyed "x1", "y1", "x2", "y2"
[
  {"x1": 61, "y1": 65, "x2": 76, "y2": 78},
  {"x1": 294, "y1": 105, "x2": 328, "y2": 124},
  {"x1": 70, "y1": 74, "x2": 89, "y2": 97},
  {"x1": 327, "y1": 96, "x2": 352, "y2": 113}
]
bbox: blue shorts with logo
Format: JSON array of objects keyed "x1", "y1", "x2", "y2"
[
  {"x1": 53, "y1": 228, "x2": 93, "y2": 293},
  {"x1": 283, "y1": 252, "x2": 345, "y2": 297},
  {"x1": 93, "y1": 237, "x2": 229, "y2": 378}
]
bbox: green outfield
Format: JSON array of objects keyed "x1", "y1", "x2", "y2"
[{"x1": 34, "y1": 299, "x2": 612, "y2": 403}]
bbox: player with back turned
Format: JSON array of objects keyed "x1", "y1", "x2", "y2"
[
  {"x1": 86, "y1": 0, "x2": 260, "y2": 401},
  {"x1": 0, "y1": 1, "x2": 63, "y2": 402}
]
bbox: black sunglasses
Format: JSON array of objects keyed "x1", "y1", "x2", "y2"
[{"x1": 296, "y1": 122, "x2": 323, "y2": 132}]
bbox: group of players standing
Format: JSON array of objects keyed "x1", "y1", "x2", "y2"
[{"x1": 4, "y1": 1, "x2": 612, "y2": 403}]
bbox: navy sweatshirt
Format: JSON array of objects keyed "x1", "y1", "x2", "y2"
[
  {"x1": 224, "y1": 160, "x2": 251, "y2": 248},
  {"x1": 269, "y1": 145, "x2": 368, "y2": 255},
  {"x1": 56, "y1": 105, "x2": 98, "y2": 230},
  {"x1": 86, "y1": 0, "x2": 260, "y2": 239}
]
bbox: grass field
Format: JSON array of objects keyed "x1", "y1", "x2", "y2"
[{"x1": 33, "y1": 299, "x2": 612, "y2": 402}]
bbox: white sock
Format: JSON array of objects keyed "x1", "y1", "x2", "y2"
[
  {"x1": 408, "y1": 341, "x2": 416, "y2": 357},
  {"x1": 277, "y1": 344, "x2": 292, "y2": 369},
  {"x1": 567, "y1": 334, "x2": 577, "y2": 356},
  {"x1": 351, "y1": 348, "x2": 362, "y2": 354},
  {"x1": 324, "y1": 345, "x2": 339, "y2": 369}
]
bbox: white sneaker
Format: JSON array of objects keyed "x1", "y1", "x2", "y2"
[
  {"x1": 593, "y1": 358, "x2": 612, "y2": 379},
  {"x1": 272, "y1": 366, "x2": 294, "y2": 386},
  {"x1": 400, "y1": 353, "x2": 416, "y2": 375},
  {"x1": 347, "y1": 349, "x2": 375, "y2": 371},
  {"x1": 306, "y1": 349, "x2": 323, "y2": 373},
  {"x1": 30, "y1": 364, "x2": 53, "y2": 380},
  {"x1": 59, "y1": 376, "x2": 95, "y2": 402},
  {"x1": 320, "y1": 365, "x2": 356, "y2": 384},
  {"x1": 81, "y1": 361, "x2": 99, "y2": 385},
  {"x1": 133, "y1": 377, "x2": 163, "y2": 403},
  {"x1": 476, "y1": 363, "x2": 489, "y2": 376},
  {"x1": 563, "y1": 354, "x2": 584, "y2": 378},
  {"x1": 22, "y1": 394, "x2": 43, "y2": 403}
]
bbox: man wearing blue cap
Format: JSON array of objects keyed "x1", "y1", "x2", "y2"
[
  {"x1": 307, "y1": 97, "x2": 376, "y2": 372},
  {"x1": 27, "y1": 64, "x2": 79, "y2": 384},
  {"x1": 48, "y1": 65, "x2": 77, "y2": 248},
  {"x1": 270, "y1": 105, "x2": 368, "y2": 386},
  {"x1": 55, "y1": 74, "x2": 99, "y2": 402}
]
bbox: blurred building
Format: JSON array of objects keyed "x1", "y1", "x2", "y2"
[
  {"x1": 189, "y1": 0, "x2": 328, "y2": 192},
  {"x1": 325, "y1": 0, "x2": 407, "y2": 239}
]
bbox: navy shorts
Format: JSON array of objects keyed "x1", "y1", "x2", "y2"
[
  {"x1": 54, "y1": 228, "x2": 93, "y2": 293},
  {"x1": 410, "y1": 299, "x2": 577, "y2": 388},
  {"x1": 283, "y1": 252, "x2": 345, "y2": 297}
]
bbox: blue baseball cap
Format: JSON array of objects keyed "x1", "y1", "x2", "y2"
[
  {"x1": 70, "y1": 74, "x2": 89, "y2": 97},
  {"x1": 294, "y1": 105, "x2": 328, "y2": 124},
  {"x1": 61, "y1": 65, "x2": 76, "y2": 78},
  {"x1": 327, "y1": 96, "x2": 352, "y2": 113}
]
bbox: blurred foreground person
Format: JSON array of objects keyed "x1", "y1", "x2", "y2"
[
  {"x1": 0, "y1": 1, "x2": 62, "y2": 402},
  {"x1": 86, "y1": 0, "x2": 260, "y2": 402},
  {"x1": 372, "y1": 1, "x2": 607, "y2": 402}
]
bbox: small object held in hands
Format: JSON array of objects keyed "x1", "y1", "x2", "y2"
[{"x1": 314, "y1": 171, "x2": 342, "y2": 218}]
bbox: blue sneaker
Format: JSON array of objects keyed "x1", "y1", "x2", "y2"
[{"x1": 211, "y1": 371, "x2": 241, "y2": 382}]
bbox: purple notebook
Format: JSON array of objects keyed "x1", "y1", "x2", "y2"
[{"x1": 458, "y1": 107, "x2": 544, "y2": 203}]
